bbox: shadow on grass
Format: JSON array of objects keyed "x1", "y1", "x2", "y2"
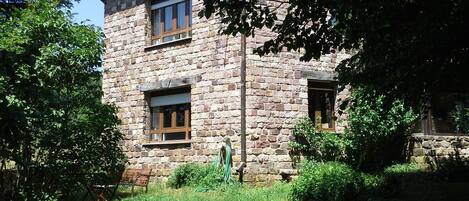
[{"x1": 369, "y1": 152, "x2": 469, "y2": 201}]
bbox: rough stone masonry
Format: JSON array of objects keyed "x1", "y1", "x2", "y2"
[{"x1": 102, "y1": 0, "x2": 348, "y2": 182}]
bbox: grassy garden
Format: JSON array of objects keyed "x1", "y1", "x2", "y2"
[{"x1": 116, "y1": 162, "x2": 469, "y2": 201}]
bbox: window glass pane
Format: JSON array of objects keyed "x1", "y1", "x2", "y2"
[
  {"x1": 151, "y1": 133, "x2": 161, "y2": 141},
  {"x1": 152, "y1": 9, "x2": 161, "y2": 36},
  {"x1": 164, "y1": 6, "x2": 172, "y2": 32},
  {"x1": 322, "y1": 91, "x2": 334, "y2": 129},
  {"x1": 163, "y1": 36, "x2": 173, "y2": 42},
  {"x1": 188, "y1": 0, "x2": 192, "y2": 27},
  {"x1": 176, "y1": 104, "x2": 186, "y2": 127},
  {"x1": 164, "y1": 132, "x2": 186, "y2": 141},
  {"x1": 152, "y1": 38, "x2": 161, "y2": 45},
  {"x1": 151, "y1": 107, "x2": 160, "y2": 129},
  {"x1": 163, "y1": 106, "x2": 172, "y2": 128},
  {"x1": 177, "y1": 2, "x2": 185, "y2": 29}
]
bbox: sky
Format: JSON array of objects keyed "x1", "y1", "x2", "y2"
[{"x1": 71, "y1": 0, "x2": 104, "y2": 28}]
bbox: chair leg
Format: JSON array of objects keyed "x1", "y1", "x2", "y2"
[
  {"x1": 145, "y1": 185, "x2": 148, "y2": 193},
  {"x1": 131, "y1": 184, "x2": 135, "y2": 197}
]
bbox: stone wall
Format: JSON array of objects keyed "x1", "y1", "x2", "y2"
[
  {"x1": 410, "y1": 133, "x2": 469, "y2": 166},
  {"x1": 103, "y1": 0, "x2": 349, "y2": 182}
]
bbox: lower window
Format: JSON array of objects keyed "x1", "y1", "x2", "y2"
[
  {"x1": 146, "y1": 91, "x2": 191, "y2": 143},
  {"x1": 308, "y1": 81, "x2": 336, "y2": 130}
]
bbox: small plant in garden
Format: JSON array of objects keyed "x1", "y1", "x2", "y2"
[
  {"x1": 435, "y1": 152, "x2": 469, "y2": 182},
  {"x1": 361, "y1": 173, "x2": 386, "y2": 197},
  {"x1": 290, "y1": 117, "x2": 349, "y2": 162},
  {"x1": 290, "y1": 161, "x2": 363, "y2": 201},
  {"x1": 346, "y1": 86, "x2": 417, "y2": 171},
  {"x1": 167, "y1": 163, "x2": 226, "y2": 192},
  {"x1": 449, "y1": 102, "x2": 469, "y2": 134}
]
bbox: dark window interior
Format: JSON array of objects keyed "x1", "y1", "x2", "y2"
[{"x1": 308, "y1": 81, "x2": 336, "y2": 130}]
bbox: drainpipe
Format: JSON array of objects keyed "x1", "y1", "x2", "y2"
[{"x1": 237, "y1": 27, "x2": 247, "y2": 183}]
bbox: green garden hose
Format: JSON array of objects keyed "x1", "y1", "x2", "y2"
[{"x1": 212, "y1": 138, "x2": 232, "y2": 183}]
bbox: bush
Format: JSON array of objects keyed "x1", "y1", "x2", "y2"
[
  {"x1": 167, "y1": 163, "x2": 224, "y2": 191},
  {"x1": 381, "y1": 163, "x2": 425, "y2": 196},
  {"x1": 449, "y1": 102, "x2": 469, "y2": 134},
  {"x1": 383, "y1": 163, "x2": 423, "y2": 175},
  {"x1": 290, "y1": 161, "x2": 363, "y2": 201},
  {"x1": 290, "y1": 117, "x2": 349, "y2": 162},
  {"x1": 435, "y1": 153, "x2": 469, "y2": 182},
  {"x1": 167, "y1": 163, "x2": 200, "y2": 189},
  {"x1": 361, "y1": 173, "x2": 386, "y2": 196},
  {"x1": 346, "y1": 86, "x2": 417, "y2": 171}
]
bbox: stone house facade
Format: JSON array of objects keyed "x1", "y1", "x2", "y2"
[
  {"x1": 102, "y1": 0, "x2": 350, "y2": 182},
  {"x1": 102, "y1": 0, "x2": 469, "y2": 181}
]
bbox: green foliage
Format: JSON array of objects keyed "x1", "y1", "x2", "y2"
[
  {"x1": 290, "y1": 161, "x2": 363, "y2": 201},
  {"x1": 0, "y1": 0, "x2": 126, "y2": 199},
  {"x1": 435, "y1": 153, "x2": 469, "y2": 182},
  {"x1": 383, "y1": 163, "x2": 426, "y2": 196},
  {"x1": 449, "y1": 102, "x2": 469, "y2": 134},
  {"x1": 361, "y1": 173, "x2": 386, "y2": 196},
  {"x1": 200, "y1": 1, "x2": 469, "y2": 105},
  {"x1": 167, "y1": 163, "x2": 201, "y2": 189},
  {"x1": 167, "y1": 163, "x2": 225, "y2": 192},
  {"x1": 290, "y1": 117, "x2": 348, "y2": 162},
  {"x1": 383, "y1": 163, "x2": 424, "y2": 175},
  {"x1": 359, "y1": 164, "x2": 425, "y2": 198},
  {"x1": 346, "y1": 87, "x2": 417, "y2": 170}
]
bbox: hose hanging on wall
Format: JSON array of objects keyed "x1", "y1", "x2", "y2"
[{"x1": 212, "y1": 138, "x2": 232, "y2": 183}]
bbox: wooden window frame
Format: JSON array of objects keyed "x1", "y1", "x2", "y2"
[
  {"x1": 144, "y1": 88, "x2": 191, "y2": 144},
  {"x1": 145, "y1": 103, "x2": 191, "y2": 143},
  {"x1": 308, "y1": 82, "x2": 336, "y2": 131},
  {"x1": 150, "y1": 0, "x2": 192, "y2": 45}
]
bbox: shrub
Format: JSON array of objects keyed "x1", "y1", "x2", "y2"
[
  {"x1": 346, "y1": 86, "x2": 417, "y2": 171},
  {"x1": 435, "y1": 153, "x2": 469, "y2": 182},
  {"x1": 449, "y1": 102, "x2": 469, "y2": 134},
  {"x1": 167, "y1": 163, "x2": 200, "y2": 189},
  {"x1": 290, "y1": 117, "x2": 349, "y2": 162},
  {"x1": 361, "y1": 173, "x2": 386, "y2": 196},
  {"x1": 290, "y1": 161, "x2": 363, "y2": 201},
  {"x1": 383, "y1": 163, "x2": 423, "y2": 175},
  {"x1": 167, "y1": 163, "x2": 224, "y2": 191},
  {"x1": 381, "y1": 163, "x2": 425, "y2": 196}
]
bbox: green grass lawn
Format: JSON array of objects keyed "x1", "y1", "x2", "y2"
[
  {"x1": 116, "y1": 175, "x2": 469, "y2": 201},
  {"x1": 118, "y1": 182, "x2": 290, "y2": 201}
]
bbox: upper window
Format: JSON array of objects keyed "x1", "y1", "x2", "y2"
[
  {"x1": 151, "y1": 0, "x2": 192, "y2": 45},
  {"x1": 146, "y1": 90, "x2": 191, "y2": 143},
  {"x1": 308, "y1": 81, "x2": 336, "y2": 131}
]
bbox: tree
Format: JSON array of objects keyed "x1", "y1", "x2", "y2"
[
  {"x1": 0, "y1": 0, "x2": 126, "y2": 199},
  {"x1": 199, "y1": 0, "x2": 469, "y2": 105}
]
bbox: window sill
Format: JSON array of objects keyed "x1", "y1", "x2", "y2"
[
  {"x1": 144, "y1": 37, "x2": 192, "y2": 51},
  {"x1": 142, "y1": 140, "x2": 191, "y2": 146}
]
